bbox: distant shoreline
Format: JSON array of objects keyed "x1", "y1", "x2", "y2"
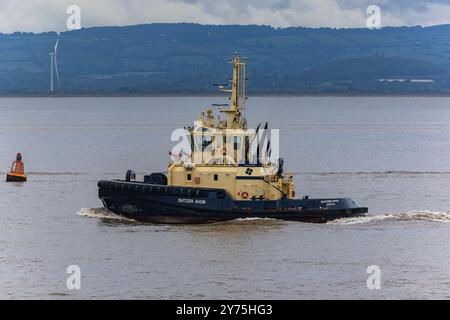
[
  {"x1": 3, "y1": 24, "x2": 450, "y2": 98},
  {"x1": 1, "y1": 92, "x2": 450, "y2": 98}
]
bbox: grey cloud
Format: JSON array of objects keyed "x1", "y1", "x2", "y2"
[{"x1": 0, "y1": 0, "x2": 449, "y2": 33}]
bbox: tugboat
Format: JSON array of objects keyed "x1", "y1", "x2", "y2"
[
  {"x1": 6, "y1": 153, "x2": 27, "y2": 182},
  {"x1": 98, "y1": 55, "x2": 367, "y2": 223}
]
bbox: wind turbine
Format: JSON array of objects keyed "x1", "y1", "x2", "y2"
[{"x1": 49, "y1": 36, "x2": 60, "y2": 92}]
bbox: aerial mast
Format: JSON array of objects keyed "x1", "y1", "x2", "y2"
[{"x1": 220, "y1": 53, "x2": 247, "y2": 129}]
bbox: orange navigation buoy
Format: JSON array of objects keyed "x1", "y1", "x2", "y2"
[{"x1": 6, "y1": 153, "x2": 27, "y2": 182}]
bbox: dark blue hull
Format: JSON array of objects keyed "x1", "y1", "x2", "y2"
[{"x1": 98, "y1": 180, "x2": 368, "y2": 224}]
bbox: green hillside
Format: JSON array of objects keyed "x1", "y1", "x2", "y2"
[{"x1": 1, "y1": 23, "x2": 450, "y2": 95}]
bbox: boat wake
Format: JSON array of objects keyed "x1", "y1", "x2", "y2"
[
  {"x1": 77, "y1": 208, "x2": 136, "y2": 222},
  {"x1": 77, "y1": 208, "x2": 450, "y2": 226},
  {"x1": 329, "y1": 210, "x2": 450, "y2": 225}
]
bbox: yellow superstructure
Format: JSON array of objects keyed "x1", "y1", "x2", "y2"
[{"x1": 167, "y1": 54, "x2": 295, "y2": 201}]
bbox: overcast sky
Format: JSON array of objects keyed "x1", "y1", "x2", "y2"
[{"x1": 1, "y1": 0, "x2": 450, "y2": 33}]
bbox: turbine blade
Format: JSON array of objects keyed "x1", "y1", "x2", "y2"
[
  {"x1": 50, "y1": 54, "x2": 54, "y2": 92},
  {"x1": 54, "y1": 55, "x2": 60, "y2": 89},
  {"x1": 54, "y1": 38, "x2": 59, "y2": 53}
]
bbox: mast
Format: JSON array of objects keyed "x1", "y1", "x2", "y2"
[
  {"x1": 191, "y1": 54, "x2": 249, "y2": 166},
  {"x1": 220, "y1": 53, "x2": 247, "y2": 129}
]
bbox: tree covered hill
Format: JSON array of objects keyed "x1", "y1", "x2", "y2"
[{"x1": 1, "y1": 23, "x2": 450, "y2": 95}]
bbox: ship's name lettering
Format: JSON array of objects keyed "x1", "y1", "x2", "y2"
[
  {"x1": 320, "y1": 199, "x2": 339, "y2": 204},
  {"x1": 178, "y1": 198, "x2": 206, "y2": 205}
]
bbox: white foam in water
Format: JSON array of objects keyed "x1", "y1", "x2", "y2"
[
  {"x1": 329, "y1": 210, "x2": 450, "y2": 225},
  {"x1": 78, "y1": 208, "x2": 450, "y2": 225},
  {"x1": 77, "y1": 208, "x2": 136, "y2": 222},
  {"x1": 235, "y1": 217, "x2": 279, "y2": 222},
  {"x1": 398, "y1": 210, "x2": 450, "y2": 222}
]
